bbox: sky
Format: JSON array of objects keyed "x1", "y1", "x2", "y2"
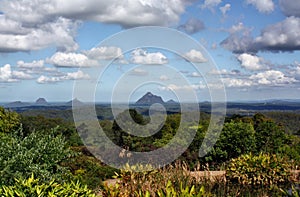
[{"x1": 0, "y1": 0, "x2": 300, "y2": 102}]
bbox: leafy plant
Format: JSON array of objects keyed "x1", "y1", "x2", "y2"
[
  {"x1": 0, "y1": 107, "x2": 20, "y2": 133},
  {"x1": 101, "y1": 162, "x2": 211, "y2": 197},
  {"x1": 0, "y1": 128, "x2": 75, "y2": 185},
  {"x1": 0, "y1": 174, "x2": 95, "y2": 197},
  {"x1": 226, "y1": 153, "x2": 291, "y2": 186}
]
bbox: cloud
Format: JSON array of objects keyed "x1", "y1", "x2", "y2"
[
  {"x1": 36, "y1": 75, "x2": 62, "y2": 84},
  {"x1": 0, "y1": 0, "x2": 191, "y2": 28},
  {"x1": 17, "y1": 59, "x2": 58, "y2": 75},
  {"x1": 209, "y1": 68, "x2": 240, "y2": 75},
  {"x1": 222, "y1": 17, "x2": 300, "y2": 53},
  {"x1": 17, "y1": 60, "x2": 44, "y2": 69},
  {"x1": 0, "y1": 64, "x2": 16, "y2": 82},
  {"x1": 279, "y1": 0, "x2": 300, "y2": 17},
  {"x1": 222, "y1": 78, "x2": 253, "y2": 87},
  {"x1": 183, "y1": 49, "x2": 207, "y2": 63},
  {"x1": 246, "y1": 0, "x2": 275, "y2": 13},
  {"x1": 0, "y1": 0, "x2": 193, "y2": 53},
  {"x1": 131, "y1": 49, "x2": 168, "y2": 65},
  {"x1": 0, "y1": 15, "x2": 28, "y2": 35},
  {"x1": 249, "y1": 70, "x2": 297, "y2": 85},
  {"x1": 159, "y1": 75, "x2": 169, "y2": 81},
  {"x1": 37, "y1": 70, "x2": 90, "y2": 84},
  {"x1": 47, "y1": 52, "x2": 99, "y2": 67},
  {"x1": 237, "y1": 53, "x2": 268, "y2": 70},
  {"x1": 0, "y1": 17, "x2": 79, "y2": 52},
  {"x1": 12, "y1": 70, "x2": 33, "y2": 80},
  {"x1": 228, "y1": 22, "x2": 249, "y2": 34},
  {"x1": 160, "y1": 83, "x2": 206, "y2": 91},
  {"x1": 0, "y1": 64, "x2": 32, "y2": 82},
  {"x1": 130, "y1": 68, "x2": 149, "y2": 76},
  {"x1": 83, "y1": 46, "x2": 124, "y2": 60},
  {"x1": 189, "y1": 72, "x2": 201, "y2": 77},
  {"x1": 254, "y1": 16, "x2": 300, "y2": 51},
  {"x1": 288, "y1": 62, "x2": 300, "y2": 80},
  {"x1": 201, "y1": 0, "x2": 222, "y2": 9},
  {"x1": 220, "y1": 3, "x2": 231, "y2": 15},
  {"x1": 220, "y1": 23, "x2": 256, "y2": 53},
  {"x1": 64, "y1": 70, "x2": 90, "y2": 80},
  {"x1": 178, "y1": 18, "x2": 205, "y2": 34}
]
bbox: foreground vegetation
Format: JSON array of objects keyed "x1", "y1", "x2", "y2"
[{"x1": 0, "y1": 106, "x2": 299, "y2": 196}]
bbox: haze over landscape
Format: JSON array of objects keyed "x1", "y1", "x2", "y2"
[{"x1": 0, "y1": 0, "x2": 300, "y2": 102}]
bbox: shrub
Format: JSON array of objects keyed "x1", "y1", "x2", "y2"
[
  {"x1": 0, "y1": 128, "x2": 75, "y2": 186},
  {"x1": 226, "y1": 153, "x2": 291, "y2": 186},
  {"x1": 0, "y1": 107, "x2": 20, "y2": 133},
  {"x1": 0, "y1": 174, "x2": 95, "y2": 197},
  {"x1": 65, "y1": 153, "x2": 118, "y2": 189}
]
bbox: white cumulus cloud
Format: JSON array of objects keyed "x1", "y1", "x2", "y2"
[
  {"x1": 183, "y1": 49, "x2": 207, "y2": 63},
  {"x1": 246, "y1": 0, "x2": 275, "y2": 13},
  {"x1": 37, "y1": 70, "x2": 90, "y2": 84},
  {"x1": 131, "y1": 49, "x2": 168, "y2": 65},
  {"x1": 36, "y1": 75, "x2": 62, "y2": 84},
  {"x1": 254, "y1": 16, "x2": 300, "y2": 51},
  {"x1": 47, "y1": 52, "x2": 99, "y2": 67},
  {"x1": 0, "y1": 64, "x2": 33, "y2": 82},
  {"x1": 64, "y1": 70, "x2": 90, "y2": 80},
  {"x1": 237, "y1": 53, "x2": 268, "y2": 70},
  {"x1": 0, "y1": 17, "x2": 79, "y2": 52},
  {"x1": 249, "y1": 70, "x2": 297, "y2": 85},
  {"x1": 83, "y1": 46, "x2": 124, "y2": 60}
]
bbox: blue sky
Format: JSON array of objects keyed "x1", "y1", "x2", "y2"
[{"x1": 0, "y1": 0, "x2": 300, "y2": 102}]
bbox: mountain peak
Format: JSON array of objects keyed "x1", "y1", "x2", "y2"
[
  {"x1": 166, "y1": 99, "x2": 177, "y2": 104},
  {"x1": 35, "y1": 98, "x2": 47, "y2": 105},
  {"x1": 136, "y1": 92, "x2": 164, "y2": 105}
]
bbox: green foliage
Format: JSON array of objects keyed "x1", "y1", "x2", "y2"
[
  {"x1": 102, "y1": 162, "x2": 199, "y2": 196},
  {"x1": 0, "y1": 128, "x2": 75, "y2": 185},
  {"x1": 0, "y1": 107, "x2": 20, "y2": 133},
  {"x1": 20, "y1": 115, "x2": 83, "y2": 146},
  {"x1": 0, "y1": 174, "x2": 95, "y2": 197},
  {"x1": 64, "y1": 147, "x2": 118, "y2": 189},
  {"x1": 226, "y1": 153, "x2": 291, "y2": 186},
  {"x1": 264, "y1": 111, "x2": 300, "y2": 134},
  {"x1": 276, "y1": 133, "x2": 300, "y2": 165},
  {"x1": 254, "y1": 120, "x2": 288, "y2": 154},
  {"x1": 200, "y1": 121, "x2": 256, "y2": 165},
  {"x1": 155, "y1": 180, "x2": 207, "y2": 197}
]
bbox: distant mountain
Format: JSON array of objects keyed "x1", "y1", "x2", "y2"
[
  {"x1": 5, "y1": 101, "x2": 30, "y2": 108},
  {"x1": 166, "y1": 99, "x2": 177, "y2": 104},
  {"x1": 136, "y1": 92, "x2": 165, "y2": 105},
  {"x1": 66, "y1": 98, "x2": 84, "y2": 106},
  {"x1": 35, "y1": 98, "x2": 48, "y2": 105}
]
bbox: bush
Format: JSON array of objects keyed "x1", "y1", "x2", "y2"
[
  {"x1": 0, "y1": 107, "x2": 20, "y2": 133},
  {"x1": 226, "y1": 153, "x2": 291, "y2": 186},
  {"x1": 0, "y1": 128, "x2": 75, "y2": 185},
  {"x1": 0, "y1": 174, "x2": 95, "y2": 197},
  {"x1": 65, "y1": 153, "x2": 118, "y2": 189}
]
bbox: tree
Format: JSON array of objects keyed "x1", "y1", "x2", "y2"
[
  {"x1": 0, "y1": 107, "x2": 20, "y2": 133},
  {"x1": 0, "y1": 128, "x2": 74, "y2": 186},
  {"x1": 204, "y1": 121, "x2": 256, "y2": 163},
  {"x1": 254, "y1": 120, "x2": 288, "y2": 154}
]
